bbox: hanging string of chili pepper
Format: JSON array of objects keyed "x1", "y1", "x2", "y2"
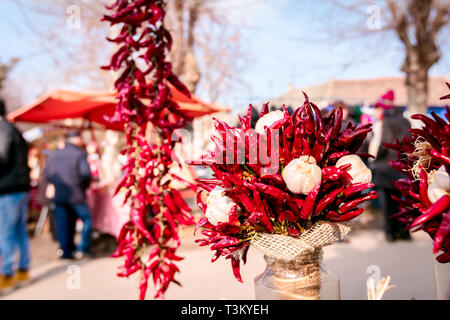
[
  {"x1": 101, "y1": 0, "x2": 195, "y2": 299},
  {"x1": 386, "y1": 82, "x2": 450, "y2": 264}
]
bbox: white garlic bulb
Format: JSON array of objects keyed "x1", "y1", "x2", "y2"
[
  {"x1": 255, "y1": 110, "x2": 284, "y2": 135},
  {"x1": 282, "y1": 156, "x2": 322, "y2": 194},
  {"x1": 205, "y1": 186, "x2": 236, "y2": 225},
  {"x1": 427, "y1": 166, "x2": 450, "y2": 204},
  {"x1": 335, "y1": 154, "x2": 372, "y2": 184}
]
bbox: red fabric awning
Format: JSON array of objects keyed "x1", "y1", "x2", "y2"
[{"x1": 8, "y1": 86, "x2": 227, "y2": 130}]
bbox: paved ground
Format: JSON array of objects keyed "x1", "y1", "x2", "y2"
[{"x1": 0, "y1": 209, "x2": 440, "y2": 300}]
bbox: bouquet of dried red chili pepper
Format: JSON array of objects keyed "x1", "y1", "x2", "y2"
[
  {"x1": 386, "y1": 82, "x2": 450, "y2": 264},
  {"x1": 102, "y1": 0, "x2": 196, "y2": 299},
  {"x1": 188, "y1": 93, "x2": 378, "y2": 281}
]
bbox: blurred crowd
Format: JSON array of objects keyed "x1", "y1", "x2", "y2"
[
  {"x1": 0, "y1": 99, "x2": 125, "y2": 293},
  {"x1": 0, "y1": 88, "x2": 420, "y2": 293}
]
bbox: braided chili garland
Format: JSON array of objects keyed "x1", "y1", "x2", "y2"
[
  {"x1": 102, "y1": 0, "x2": 195, "y2": 299},
  {"x1": 386, "y1": 82, "x2": 450, "y2": 263}
]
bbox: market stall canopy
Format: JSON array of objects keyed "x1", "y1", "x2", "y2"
[{"x1": 8, "y1": 86, "x2": 228, "y2": 130}]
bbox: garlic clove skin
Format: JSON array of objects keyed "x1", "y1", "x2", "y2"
[
  {"x1": 282, "y1": 156, "x2": 322, "y2": 194},
  {"x1": 255, "y1": 110, "x2": 284, "y2": 135},
  {"x1": 428, "y1": 188, "x2": 448, "y2": 204},
  {"x1": 335, "y1": 154, "x2": 372, "y2": 184},
  {"x1": 427, "y1": 166, "x2": 450, "y2": 204},
  {"x1": 205, "y1": 186, "x2": 236, "y2": 226}
]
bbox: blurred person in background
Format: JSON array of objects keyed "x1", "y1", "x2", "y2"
[
  {"x1": 56, "y1": 135, "x2": 66, "y2": 150},
  {"x1": 38, "y1": 138, "x2": 66, "y2": 243},
  {"x1": 44, "y1": 130, "x2": 92, "y2": 259},
  {"x1": 99, "y1": 130, "x2": 121, "y2": 190},
  {"x1": 368, "y1": 90, "x2": 411, "y2": 242},
  {"x1": 28, "y1": 147, "x2": 41, "y2": 185},
  {"x1": 358, "y1": 113, "x2": 374, "y2": 162},
  {"x1": 86, "y1": 141, "x2": 102, "y2": 187},
  {"x1": 0, "y1": 99, "x2": 31, "y2": 292},
  {"x1": 27, "y1": 147, "x2": 43, "y2": 223}
]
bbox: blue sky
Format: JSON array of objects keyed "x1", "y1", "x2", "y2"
[
  {"x1": 225, "y1": 0, "x2": 448, "y2": 106},
  {"x1": 0, "y1": 0, "x2": 449, "y2": 110}
]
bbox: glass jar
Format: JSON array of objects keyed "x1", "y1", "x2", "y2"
[
  {"x1": 434, "y1": 256, "x2": 450, "y2": 300},
  {"x1": 254, "y1": 248, "x2": 340, "y2": 300}
]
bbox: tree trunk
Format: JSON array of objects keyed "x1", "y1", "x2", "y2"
[
  {"x1": 387, "y1": 0, "x2": 447, "y2": 127},
  {"x1": 183, "y1": 50, "x2": 200, "y2": 93},
  {"x1": 182, "y1": 1, "x2": 201, "y2": 93},
  {"x1": 172, "y1": 0, "x2": 185, "y2": 77},
  {"x1": 406, "y1": 72, "x2": 428, "y2": 115},
  {"x1": 402, "y1": 51, "x2": 429, "y2": 123}
]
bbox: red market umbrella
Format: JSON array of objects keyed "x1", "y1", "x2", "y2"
[{"x1": 8, "y1": 86, "x2": 227, "y2": 130}]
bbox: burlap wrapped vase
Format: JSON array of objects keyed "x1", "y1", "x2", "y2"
[{"x1": 252, "y1": 221, "x2": 350, "y2": 300}]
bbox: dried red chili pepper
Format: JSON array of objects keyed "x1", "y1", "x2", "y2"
[
  {"x1": 211, "y1": 238, "x2": 241, "y2": 250},
  {"x1": 300, "y1": 183, "x2": 321, "y2": 220},
  {"x1": 253, "y1": 182, "x2": 290, "y2": 200},
  {"x1": 430, "y1": 149, "x2": 450, "y2": 165},
  {"x1": 433, "y1": 211, "x2": 450, "y2": 254},
  {"x1": 339, "y1": 191, "x2": 378, "y2": 213},
  {"x1": 419, "y1": 168, "x2": 432, "y2": 207},
  {"x1": 411, "y1": 195, "x2": 450, "y2": 228},
  {"x1": 314, "y1": 186, "x2": 345, "y2": 216},
  {"x1": 230, "y1": 255, "x2": 243, "y2": 283},
  {"x1": 342, "y1": 182, "x2": 374, "y2": 198},
  {"x1": 437, "y1": 252, "x2": 450, "y2": 263},
  {"x1": 331, "y1": 208, "x2": 364, "y2": 222}
]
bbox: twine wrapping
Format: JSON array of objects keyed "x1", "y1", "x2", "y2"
[
  {"x1": 250, "y1": 221, "x2": 351, "y2": 261},
  {"x1": 257, "y1": 248, "x2": 324, "y2": 300}
]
